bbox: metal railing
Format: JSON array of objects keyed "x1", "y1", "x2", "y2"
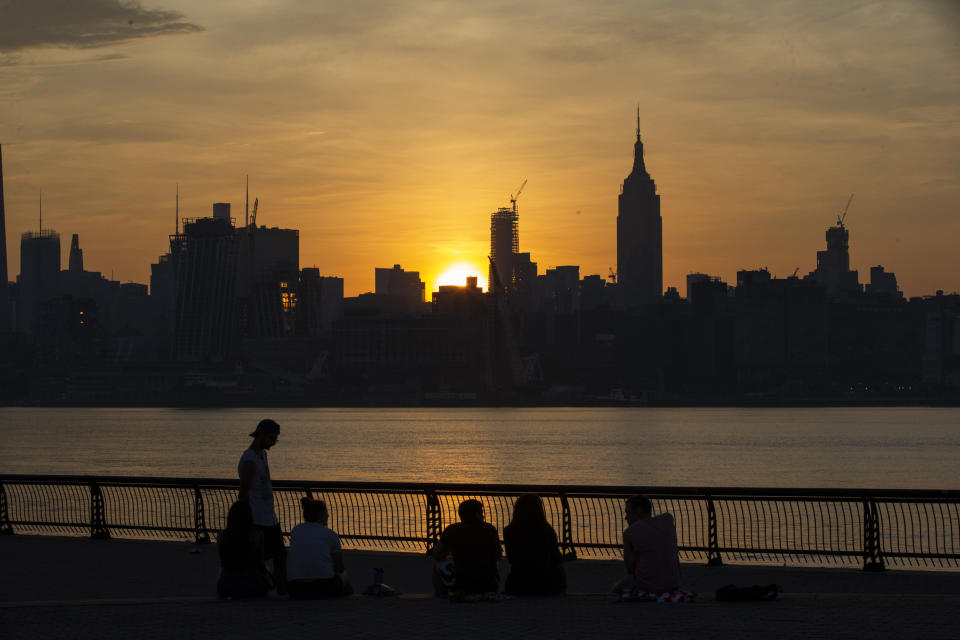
[{"x1": 1, "y1": 475, "x2": 958, "y2": 571}]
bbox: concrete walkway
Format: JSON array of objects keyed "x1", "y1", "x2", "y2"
[{"x1": 2, "y1": 535, "x2": 959, "y2": 639}]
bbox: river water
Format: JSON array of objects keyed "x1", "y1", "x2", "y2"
[{"x1": 2, "y1": 407, "x2": 958, "y2": 489}]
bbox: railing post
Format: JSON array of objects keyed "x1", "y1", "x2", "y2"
[
  {"x1": 706, "y1": 494, "x2": 723, "y2": 566},
  {"x1": 560, "y1": 493, "x2": 577, "y2": 560},
  {"x1": 425, "y1": 489, "x2": 442, "y2": 555},
  {"x1": 0, "y1": 481, "x2": 13, "y2": 535},
  {"x1": 194, "y1": 486, "x2": 211, "y2": 544},
  {"x1": 862, "y1": 497, "x2": 885, "y2": 572},
  {"x1": 89, "y1": 481, "x2": 110, "y2": 539}
]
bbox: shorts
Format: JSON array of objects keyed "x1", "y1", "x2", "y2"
[{"x1": 257, "y1": 524, "x2": 285, "y2": 561}]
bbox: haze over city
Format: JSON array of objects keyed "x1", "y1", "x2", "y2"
[{"x1": 1, "y1": 0, "x2": 958, "y2": 297}]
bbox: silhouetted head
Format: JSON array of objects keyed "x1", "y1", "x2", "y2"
[
  {"x1": 625, "y1": 495, "x2": 653, "y2": 524},
  {"x1": 226, "y1": 501, "x2": 254, "y2": 532},
  {"x1": 250, "y1": 419, "x2": 280, "y2": 449},
  {"x1": 458, "y1": 499, "x2": 485, "y2": 524},
  {"x1": 509, "y1": 494, "x2": 548, "y2": 532},
  {"x1": 301, "y1": 497, "x2": 328, "y2": 525}
]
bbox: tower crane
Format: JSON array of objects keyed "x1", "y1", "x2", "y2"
[
  {"x1": 837, "y1": 193, "x2": 854, "y2": 228},
  {"x1": 250, "y1": 198, "x2": 259, "y2": 228},
  {"x1": 509, "y1": 179, "x2": 527, "y2": 213},
  {"x1": 608, "y1": 267, "x2": 617, "y2": 283}
]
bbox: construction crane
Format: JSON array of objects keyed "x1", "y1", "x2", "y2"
[
  {"x1": 509, "y1": 179, "x2": 527, "y2": 214},
  {"x1": 792, "y1": 267, "x2": 799, "y2": 278},
  {"x1": 250, "y1": 197, "x2": 259, "y2": 228},
  {"x1": 837, "y1": 193, "x2": 854, "y2": 228},
  {"x1": 608, "y1": 267, "x2": 617, "y2": 284}
]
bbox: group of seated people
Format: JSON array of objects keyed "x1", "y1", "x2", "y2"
[
  {"x1": 218, "y1": 493, "x2": 679, "y2": 599},
  {"x1": 218, "y1": 497, "x2": 351, "y2": 599}
]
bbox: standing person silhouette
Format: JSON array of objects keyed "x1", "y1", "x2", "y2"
[{"x1": 239, "y1": 419, "x2": 287, "y2": 595}]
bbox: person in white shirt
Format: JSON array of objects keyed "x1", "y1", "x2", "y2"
[
  {"x1": 287, "y1": 498, "x2": 352, "y2": 598},
  {"x1": 238, "y1": 419, "x2": 287, "y2": 594}
]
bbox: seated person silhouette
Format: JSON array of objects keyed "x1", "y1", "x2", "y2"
[
  {"x1": 503, "y1": 494, "x2": 567, "y2": 595},
  {"x1": 217, "y1": 501, "x2": 271, "y2": 598},
  {"x1": 286, "y1": 498, "x2": 352, "y2": 598},
  {"x1": 433, "y1": 499, "x2": 501, "y2": 596},
  {"x1": 612, "y1": 495, "x2": 681, "y2": 595}
]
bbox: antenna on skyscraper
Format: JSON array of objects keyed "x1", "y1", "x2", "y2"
[
  {"x1": 38, "y1": 188, "x2": 42, "y2": 233},
  {"x1": 636, "y1": 104, "x2": 641, "y2": 139},
  {"x1": 175, "y1": 183, "x2": 179, "y2": 234},
  {"x1": 245, "y1": 175, "x2": 249, "y2": 227}
]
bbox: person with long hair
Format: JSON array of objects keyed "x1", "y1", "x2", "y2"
[
  {"x1": 217, "y1": 501, "x2": 270, "y2": 598},
  {"x1": 503, "y1": 494, "x2": 566, "y2": 595}
]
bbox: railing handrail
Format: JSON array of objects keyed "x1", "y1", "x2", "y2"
[
  {"x1": 3, "y1": 474, "x2": 958, "y2": 499},
  {"x1": 4, "y1": 474, "x2": 959, "y2": 571}
]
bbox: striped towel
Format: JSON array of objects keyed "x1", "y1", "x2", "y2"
[{"x1": 616, "y1": 589, "x2": 697, "y2": 603}]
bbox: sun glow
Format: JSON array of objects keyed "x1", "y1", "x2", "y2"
[{"x1": 434, "y1": 261, "x2": 488, "y2": 292}]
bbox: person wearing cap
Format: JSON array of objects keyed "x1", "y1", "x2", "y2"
[{"x1": 239, "y1": 419, "x2": 287, "y2": 594}]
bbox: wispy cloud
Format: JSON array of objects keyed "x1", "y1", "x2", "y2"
[{"x1": 0, "y1": 0, "x2": 203, "y2": 54}]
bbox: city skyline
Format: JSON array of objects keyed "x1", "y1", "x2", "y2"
[{"x1": 1, "y1": 1, "x2": 958, "y2": 298}]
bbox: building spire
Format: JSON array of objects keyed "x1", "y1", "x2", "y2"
[
  {"x1": 636, "y1": 104, "x2": 641, "y2": 140},
  {"x1": 175, "y1": 183, "x2": 179, "y2": 234}
]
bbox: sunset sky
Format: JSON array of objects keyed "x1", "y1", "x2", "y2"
[{"x1": 1, "y1": 0, "x2": 957, "y2": 297}]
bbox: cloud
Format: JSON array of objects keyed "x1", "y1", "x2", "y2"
[{"x1": 0, "y1": 0, "x2": 203, "y2": 54}]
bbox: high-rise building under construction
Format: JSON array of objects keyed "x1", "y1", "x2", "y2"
[
  {"x1": 489, "y1": 205, "x2": 519, "y2": 293},
  {"x1": 617, "y1": 114, "x2": 662, "y2": 307}
]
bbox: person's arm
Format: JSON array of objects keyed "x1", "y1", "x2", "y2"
[
  {"x1": 331, "y1": 551, "x2": 345, "y2": 574},
  {"x1": 433, "y1": 526, "x2": 451, "y2": 560},
  {"x1": 433, "y1": 539, "x2": 450, "y2": 561},
  {"x1": 622, "y1": 529, "x2": 636, "y2": 575},
  {"x1": 503, "y1": 529, "x2": 516, "y2": 564},
  {"x1": 238, "y1": 460, "x2": 255, "y2": 501}
]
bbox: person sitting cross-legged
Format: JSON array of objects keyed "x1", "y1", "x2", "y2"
[
  {"x1": 286, "y1": 498, "x2": 353, "y2": 598},
  {"x1": 433, "y1": 499, "x2": 502, "y2": 596},
  {"x1": 612, "y1": 494, "x2": 682, "y2": 595}
]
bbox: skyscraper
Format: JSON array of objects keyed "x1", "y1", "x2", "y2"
[
  {"x1": 0, "y1": 144, "x2": 10, "y2": 331},
  {"x1": 68, "y1": 233, "x2": 83, "y2": 272},
  {"x1": 617, "y1": 112, "x2": 662, "y2": 307},
  {"x1": 170, "y1": 216, "x2": 239, "y2": 362},
  {"x1": 807, "y1": 219, "x2": 860, "y2": 297},
  {"x1": 19, "y1": 229, "x2": 61, "y2": 334},
  {"x1": 489, "y1": 205, "x2": 518, "y2": 295}
]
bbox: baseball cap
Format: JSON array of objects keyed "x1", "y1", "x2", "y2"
[{"x1": 249, "y1": 418, "x2": 280, "y2": 437}]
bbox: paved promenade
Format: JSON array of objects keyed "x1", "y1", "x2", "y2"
[{"x1": 2, "y1": 535, "x2": 959, "y2": 639}]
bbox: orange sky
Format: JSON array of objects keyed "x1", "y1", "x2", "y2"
[{"x1": 1, "y1": 0, "x2": 958, "y2": 297}]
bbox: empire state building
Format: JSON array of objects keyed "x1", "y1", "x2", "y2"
[{"x1": 617, "y1": 114, "x2": 662, "y2": 307}]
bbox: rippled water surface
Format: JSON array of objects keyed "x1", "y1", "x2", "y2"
[{"x1": 2, "y1": 407, "x2": 958, "y2": 488}]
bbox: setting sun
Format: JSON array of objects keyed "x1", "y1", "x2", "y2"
[{"x1": 435, "y1": 262, "x2": 488, "y2": 292}]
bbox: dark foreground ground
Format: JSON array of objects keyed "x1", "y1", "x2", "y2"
[{"x1": 2, "y1": 536, "x2": 958, "y2": 639}]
